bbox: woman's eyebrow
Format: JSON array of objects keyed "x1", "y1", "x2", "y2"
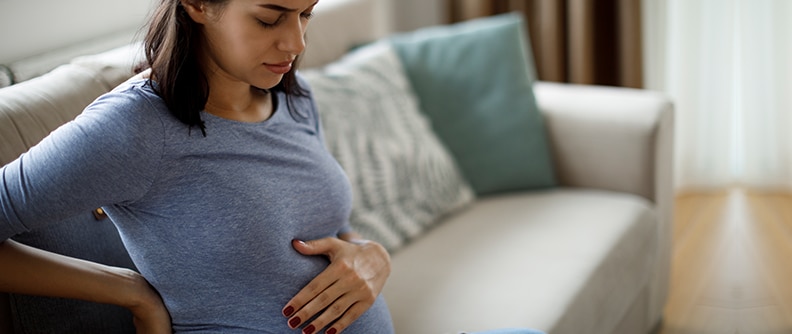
[
  {"x1": 258, "y1": 4, "x2": 296, "y2": 12},
  {"x1": 258, "y1": 1, "x2": 318, "y2": 12}
]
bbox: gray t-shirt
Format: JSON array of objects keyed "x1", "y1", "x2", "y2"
[{"x1": 0, "y1": 77, "x2": 393, "y2": 333}]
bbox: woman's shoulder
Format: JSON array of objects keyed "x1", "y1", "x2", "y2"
[
  {"x1": 81, "y1": 78, "x2": 177, "y2": 128},
  {"x1": 94, "y1": 78, "x2": 166, "y2": 115},
  {"x1": 66, "y1": 78, "x2": 180, "y2": 146}
]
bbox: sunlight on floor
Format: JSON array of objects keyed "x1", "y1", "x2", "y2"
[{"x1": 659, "y1": 188, "x2": 792, "y2": 334}]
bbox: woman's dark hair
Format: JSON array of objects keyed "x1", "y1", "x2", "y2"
[{"x1": 140, "y1": 0, "x2": 307, "y2": 136}]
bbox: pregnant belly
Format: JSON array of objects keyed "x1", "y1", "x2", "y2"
[
  {"x1": 157, "y1": 247, "x2": 332, "y2": 331},
  {"x1": 341, "y1": 295, "x2": 395, "y2": 334},
  {"x1": 169, "y1": 295, "x2": 393, "y2": 333},
  {"x1": 161, "y1": 253, "x2": 394, "y2": 333}
]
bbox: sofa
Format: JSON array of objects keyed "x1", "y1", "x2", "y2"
[{"x1": 0, "y1": 0, "x2": 674, "y2": 333}]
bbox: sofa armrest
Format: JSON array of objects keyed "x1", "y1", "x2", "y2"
[
  {"x1": 534, "y1": 81, "x2": 674, "y2": 328},
  {"x1": 534, "y1": 81, "x2": 673, "y2": 204}
]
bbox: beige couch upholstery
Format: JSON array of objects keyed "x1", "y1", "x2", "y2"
[
  {"x1": 0, "y1": 0, "x2": 674, "y2": 333},
  {"x1": 383, "y1": 82, "x2": 674, "y2": 333}
]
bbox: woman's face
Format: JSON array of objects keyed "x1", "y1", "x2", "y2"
[{"x1": 192, "y1": 0, "x2": 317, "y2": 90}]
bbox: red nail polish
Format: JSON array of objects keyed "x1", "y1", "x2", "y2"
[
  {"x1": 283, "y1": 306, "x2": 294, "y2": 317},
  {"x1": 289, "y1": 316, "x2": 301, "y2": 328},
  {"x1": 327, "y1": 328, "x2": 337, "y2": 334},
  {"x1": 303, "y1": 324, "x2": 316, "y2": 334}
]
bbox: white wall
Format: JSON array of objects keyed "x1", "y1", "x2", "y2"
[
  {"x1": 0, "y1": 0, "x2": 446, "y2": 64},
  {"x1": 0, "y1": 0, "x2": 156, "y2": 63}
]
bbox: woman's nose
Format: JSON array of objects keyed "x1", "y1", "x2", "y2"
[{"x1": 278, "y1": 17, "x2": 307, "y2": 55}]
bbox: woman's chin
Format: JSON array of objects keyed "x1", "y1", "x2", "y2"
[{"x1": 252, "y1": 76, "x2": 284, "y2": 91}]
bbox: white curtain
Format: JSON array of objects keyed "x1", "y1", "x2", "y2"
[{"x1": 643, "y1": 0, "x2": 792, "y2": 192}]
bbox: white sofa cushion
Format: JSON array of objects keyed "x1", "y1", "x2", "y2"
[
  {"x1": 303, "y1": 43, "x2": 474, "y2": 252},
  {"x1": 70, "y1": 42, "x2": 142, "y2": 90},
  {"x1": 0, "y1": 64, "x2": 108, "y2": 165},
  {"x1": 383, "y1": 189, "x2": 656, "y2": 334}
]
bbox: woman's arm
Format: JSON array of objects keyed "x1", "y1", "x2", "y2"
[
  {"x1": 0, "y1": 239, "x2": 171, "y2": 333},
  {"x1": 0, "y1": 87, "x2": 170, "y2": 332},
  {"x1": 282, "y1": 234, "x2": 390, "y2": 334}
]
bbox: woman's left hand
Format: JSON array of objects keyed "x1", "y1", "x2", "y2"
[{"x1": 283, "y1": 236, "x2": 390, "y2": 334}]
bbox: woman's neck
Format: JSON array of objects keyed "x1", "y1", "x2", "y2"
[{"x1": 204, "y1": 71, "x2": 274, "y2": 123}]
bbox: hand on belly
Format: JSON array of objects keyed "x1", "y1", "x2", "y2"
[{"x1": 281, "y1": 237, "x2": 391, "y2": 334}]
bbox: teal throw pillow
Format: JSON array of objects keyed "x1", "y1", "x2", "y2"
[{"x1": 389, "y1": 13, "x2": 556, "y2": 194}]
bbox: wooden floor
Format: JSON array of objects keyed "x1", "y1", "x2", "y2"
[{"x1": 658, "y1": 188, "x2": 792, "y2": 334}]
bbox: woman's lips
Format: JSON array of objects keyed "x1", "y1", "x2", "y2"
[{"x1": 264, "y1": 61, "x2": 293, "y2": 74}]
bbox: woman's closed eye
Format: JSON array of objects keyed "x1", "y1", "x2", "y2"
[
  {"x1": 256, "y1": 11, "x2": 313, "y2": 29},
  {"x1": 257, "y1": 15, "x2": 281, "y2": 28}
]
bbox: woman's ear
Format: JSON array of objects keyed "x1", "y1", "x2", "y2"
[{"x1": 180, "y1": 0, "x2": 209, "y2": 24}]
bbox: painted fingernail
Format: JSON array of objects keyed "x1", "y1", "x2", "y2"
[
  {"x1": 327, "y1": 328, "x2": 337, "y2": 334},
  {"x1": 283, "y1": 306, "x2": 294, "y2": 317},
  {"x1": 303, "y1": 324, "x2": 316, "y2": 334},
  {"x1": 289, "y1": 316, "x2": 301, "y2": 328}
]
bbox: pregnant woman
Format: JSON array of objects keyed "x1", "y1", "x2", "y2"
[{"x1": 0, "y1": 0, "x2": 394, "y2": 333}]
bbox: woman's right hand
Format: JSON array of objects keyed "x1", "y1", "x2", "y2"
[
  {"x1": 123, "y1": 270, "x2": 172, "y2": 334},
  {"x1": 0, "y1": 240, "x2": 172, "y2": 333}
]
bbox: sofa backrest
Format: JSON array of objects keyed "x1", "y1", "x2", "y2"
[{"x1": 0, "y1": 41, "x2": 142, "y2": 163}]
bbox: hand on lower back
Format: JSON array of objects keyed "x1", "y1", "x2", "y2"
[{"x1": 124, "y1": 270, "x2": 172, "y2": 334}]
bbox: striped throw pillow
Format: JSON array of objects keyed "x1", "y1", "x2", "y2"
[{"x1": 303, "y1": 42, "x2": 475, "y2": 253}]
